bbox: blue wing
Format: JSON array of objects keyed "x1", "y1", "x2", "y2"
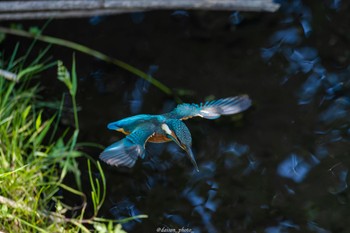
[
  {"x1": 168, "y1": 95, "x2": 252, "y2": 120},
  {"x1": 100, "y1": 124, "x2": 155, "y2": 168},
  {"x1": 107, "y1": 114, "x2": 151, "y2": 131}
]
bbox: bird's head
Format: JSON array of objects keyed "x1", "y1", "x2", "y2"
[{"x1": 161, "y1": 120, "x2": 199, "y2": 172}]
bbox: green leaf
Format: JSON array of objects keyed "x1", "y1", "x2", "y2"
[
  {"x1": 35, "y1": 112, "x2": 42, "y2": 130},
  {"x1": 17, "y1": 64, "x2": 44, "y2": 81},
  {"x1": 94, "y1": 223, "x2": 107, "y2": 233},
  {"x1": 29, "y1": 26, "x2": 41, "y2": 36},
  {"x1": 114, "y1": 224, "x2": 126, "y2": 233},
  {"x1": 1, "y1": 204, "x2": 8, "y2": 214},
  {"x1": 7, "y1": 42, "x2": 20, "y2": 70},
  {"x1": 22, "y1": 105, "x2": 31, "y2": 121},
  {"x1": 69, "y1": 129, "x2": 79, "y2": 151},
  {"x1": 35, "y1": 116, "x2": 54, "y2": 146}
]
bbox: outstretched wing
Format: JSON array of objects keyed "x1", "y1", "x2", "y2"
[
  {"x1": 168, "y1": 95, "x2": 252, "y2": 120},
  {"x1": 107, "y1": 114, "x2": 150, "y2": 133},
  {"x1": 100, "y1": 124, "x2": 155, "y2": 168}
]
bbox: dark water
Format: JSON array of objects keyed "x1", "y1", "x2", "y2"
[{"x1": 5, "y1": 0, "x2": 350, "y2": 232}]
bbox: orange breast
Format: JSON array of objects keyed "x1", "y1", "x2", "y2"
[
  {"x1": 148, "y1": 133, "x2": 172, "y2": 143},
  {"x1": 117, "y1": 128, "x2": 171, "y2": 143}
]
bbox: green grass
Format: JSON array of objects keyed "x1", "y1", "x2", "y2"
[{"x1": 0, "y1": 44, "x2": 147, "y2": 232}]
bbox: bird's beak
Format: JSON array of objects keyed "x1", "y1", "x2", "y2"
[
  {"x1": 167, "y1": 134, "x2": 182, "y2": 149},
  {"x1": 167, "y1": 134, "x2": 199, "y2": 172},
  {"x1": 185, "y1": 147, "x2": 199, "y2": 172}
]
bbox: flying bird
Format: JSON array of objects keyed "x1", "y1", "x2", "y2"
[{"x1": 100, "y1": 95, "x2": 251, "y2": 171}]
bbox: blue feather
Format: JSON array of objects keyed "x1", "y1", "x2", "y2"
[
  {"x1": 101, "y1": 124, "x2": 156, "y2": 167},
  {"x1": 107, "y1": 114, "x2": 152, "y2": 130},
  {"x1": 100, "y1": 138, "x2": 142, "y2": 168},
  {"x1": 168, "y1": 95, "x2": 251, "y2": 120}
]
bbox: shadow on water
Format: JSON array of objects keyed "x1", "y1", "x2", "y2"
[{"x1": 6, "y1": 0, "x2": 350, "y2": 232}]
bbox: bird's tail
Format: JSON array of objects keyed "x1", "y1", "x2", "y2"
[
  {"x1": 199, "y1": 95, "x2": 252, "y2": 119},
  {"x1": 99, "y1": 138, "x2": 144, "y2": 168}
]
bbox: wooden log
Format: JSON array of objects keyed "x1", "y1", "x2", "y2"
[
  {"x1": 0, "y1": 9, "x2": 136, "y2": 21},
  {"x1": 0, "y1": 0, "x2": 280, "y2": 20}
]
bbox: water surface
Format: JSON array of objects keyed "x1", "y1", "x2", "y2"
[{"x1": 7, "y1": 1, "x2": 350, "y2": 232}]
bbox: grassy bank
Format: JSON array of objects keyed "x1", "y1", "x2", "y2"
[{"x1": 0, "y1": 44, "x2": 134, "y2": 232}]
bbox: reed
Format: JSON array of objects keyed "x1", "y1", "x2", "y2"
[
  {"x1": 0, "y1": 25, "x2": 173, "y2": 95},
  {"x1": 0, "y1": 44, "x2": 147, "y2": 232}
]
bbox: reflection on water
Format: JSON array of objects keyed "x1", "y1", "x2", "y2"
[
  {"x1": 129, "y1": 65, "x2": 157, "y2": 114},
  {"x1": 229, "y1": 11, "x2": 242, "y2": 26},
  {"x1": 22, "y1": 0, "x2": 350, "y2": 231},
  {"x1": 328, "y1": 163, "x2": 348, "y2": 195},
  {"x1": 277, "y1": 153, "x2": 314, "y2": 183},
  {"x1": 110, "y1": 199, "x2": 143, "y2": 231}
]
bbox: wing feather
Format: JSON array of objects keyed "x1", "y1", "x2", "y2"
[
  {"x1": 167, "y1": 95, "x2": 252, "y2": 120},
  {"x1": 100, "y1": 124, "x2": 155, "y2": 168}
]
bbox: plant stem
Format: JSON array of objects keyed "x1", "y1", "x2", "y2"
[
  {"x1": 0, "y1": 26, "x2": 173, "y2": 95},
  {"x1": 71, "y1": 95, "x2": 79, "y2": 130}
]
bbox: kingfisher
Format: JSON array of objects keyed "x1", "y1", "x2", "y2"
[{"x1": 100, "y1": 95, "x2": 251, "y2": 172}]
